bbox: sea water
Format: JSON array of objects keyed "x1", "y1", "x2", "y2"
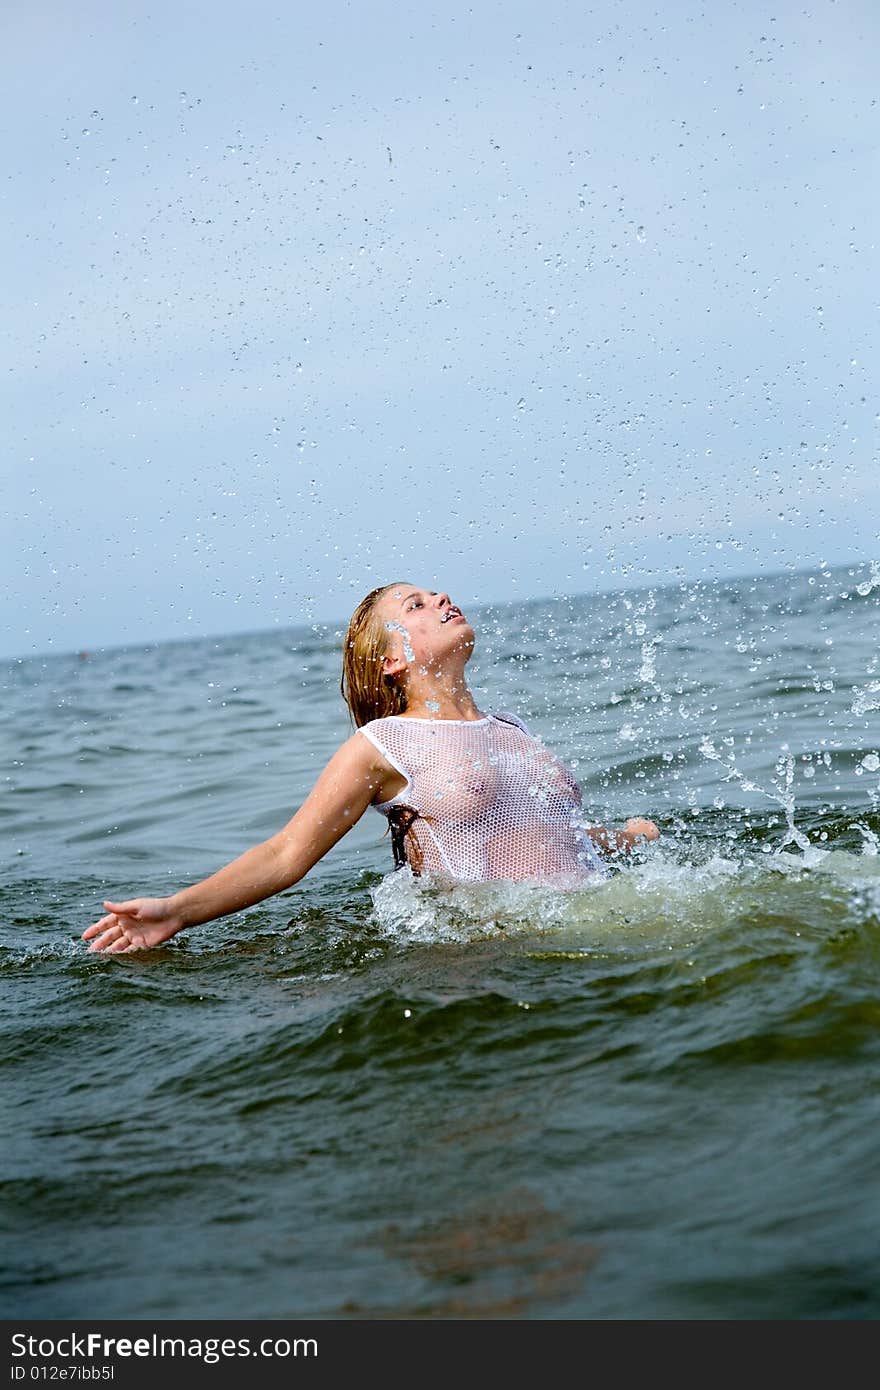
[{"x1": 3, "y1": 560, "x2": 879, "y2": 1318}]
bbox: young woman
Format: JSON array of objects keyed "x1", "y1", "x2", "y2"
[{"x1": 83, "y1": 584, "x2": 660, "y2": 953}]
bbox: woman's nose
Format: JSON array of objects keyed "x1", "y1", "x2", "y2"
[{"x1": 434, "y1": 591, "x2": 450, "y2": 609}]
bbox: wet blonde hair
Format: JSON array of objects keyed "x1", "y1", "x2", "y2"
[{"x1": 340, "y1": 583, "x2": 409, "y2": 728}]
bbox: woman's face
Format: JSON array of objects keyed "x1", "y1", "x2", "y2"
[{"x1": 375, "y1": 584, "x2": 475, "y2": 673}]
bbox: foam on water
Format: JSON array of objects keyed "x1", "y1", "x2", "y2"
[{"x1": 369, "y1": 833, "x2": 880, "y2": 950}]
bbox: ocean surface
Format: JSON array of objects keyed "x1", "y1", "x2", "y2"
[{"x1": 3, "y1": 560, "x2": 880, "y2": 1320}]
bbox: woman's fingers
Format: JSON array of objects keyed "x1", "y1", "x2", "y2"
[
  {"x1": 88, "y1": 931, "x2": 134, "y2": 953},
  {"x1": 84, "y1": 898, "x2": 147, "y2": 949},
  {"x1": 82, "y1": 913, "x2": 116, "y2": 940},
  {"x1": 86, "y1": 928, "x2": 120, "y2": 951},
  {"x1": 104, "y1": 934, "x2": 140, "y2": 953},
  {"x1": 86, "y1": 917, "x2": 135, "y2": 952},
  {"x1": 85, "y1": 893, "x2": 177, "y2": 952},
  {"x1": 83, "y1": 900, "x2": 141, "y2": 941}
]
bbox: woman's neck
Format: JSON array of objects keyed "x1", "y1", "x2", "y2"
[{"x1": 400, "y1": 673, "x2": 483, "y2": 722}]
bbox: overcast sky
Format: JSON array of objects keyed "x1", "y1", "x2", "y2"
[{"x1": 3, "y1": 0, "x2": 878, "y2": 658}]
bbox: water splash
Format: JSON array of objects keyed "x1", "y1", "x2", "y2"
[
  {"x1": 854, "y1": 559, "x2": 880, "y2": 597},
  {"x1": 849, "y1": 821, "x2": 879, "y2": 856},
  {"x1": 698, "y1": 736, "x2": 813, "y2": 856},
  {"x1": 851, "y1": 681, "x2": 880, "y2": 717},
  {"x1": 370, "y1": 867, "x2": 579, "y2": 944},
  {"x1": 771, "y1": 748, "x2": 814, "y2": 855},
  {"x1": 698, "y1": 735, "x2": 764, "y2": 796},
  {"x1": 368, "y1": 840, "x2": 880, "y2": 949},
  {"x1": 638, "y1": 639, "x2": 660, "y2": 684},
  {"x1": 384, "y1": 620, "x2": 415, "y2": 664}
]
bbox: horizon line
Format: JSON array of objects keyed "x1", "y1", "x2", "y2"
[{"x1": 4, "y1": 553, "x2": 875, "y2": 666}]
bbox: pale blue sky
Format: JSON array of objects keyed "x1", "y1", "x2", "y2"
[{"x1": 3, "y1": 0, "x2": 878, "y2": 658}]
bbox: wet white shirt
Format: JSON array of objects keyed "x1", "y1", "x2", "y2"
[{"x1": 358, "y1": 712, "x2": 610, "y2": 885}]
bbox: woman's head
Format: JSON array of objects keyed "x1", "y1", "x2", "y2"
[{"x1": 340, "y1": 583, "x2": 474, "y2": 726}]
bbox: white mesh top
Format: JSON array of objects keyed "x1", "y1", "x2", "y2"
[{"x1": 358, "y1": 712, "x2": 610, "y2": 886}]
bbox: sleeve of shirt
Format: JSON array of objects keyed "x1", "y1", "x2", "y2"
[{"x1": 356, "y1": 722, "x2": 411, "y2": 805}]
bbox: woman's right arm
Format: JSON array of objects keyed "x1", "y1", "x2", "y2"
[{"x1": 82, "y1": 732, "x2": 389, "y2": 953}]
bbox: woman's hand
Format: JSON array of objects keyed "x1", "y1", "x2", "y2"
[
  {"x1": 624, "y1": 817, "x2": 660, "y2": 844},
  {"x1": 585, "y1": 818, "x2": 660, "y2": 855},
  {"x1": 82, "y1": 898, "x2": 185, "y2": 953}
]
